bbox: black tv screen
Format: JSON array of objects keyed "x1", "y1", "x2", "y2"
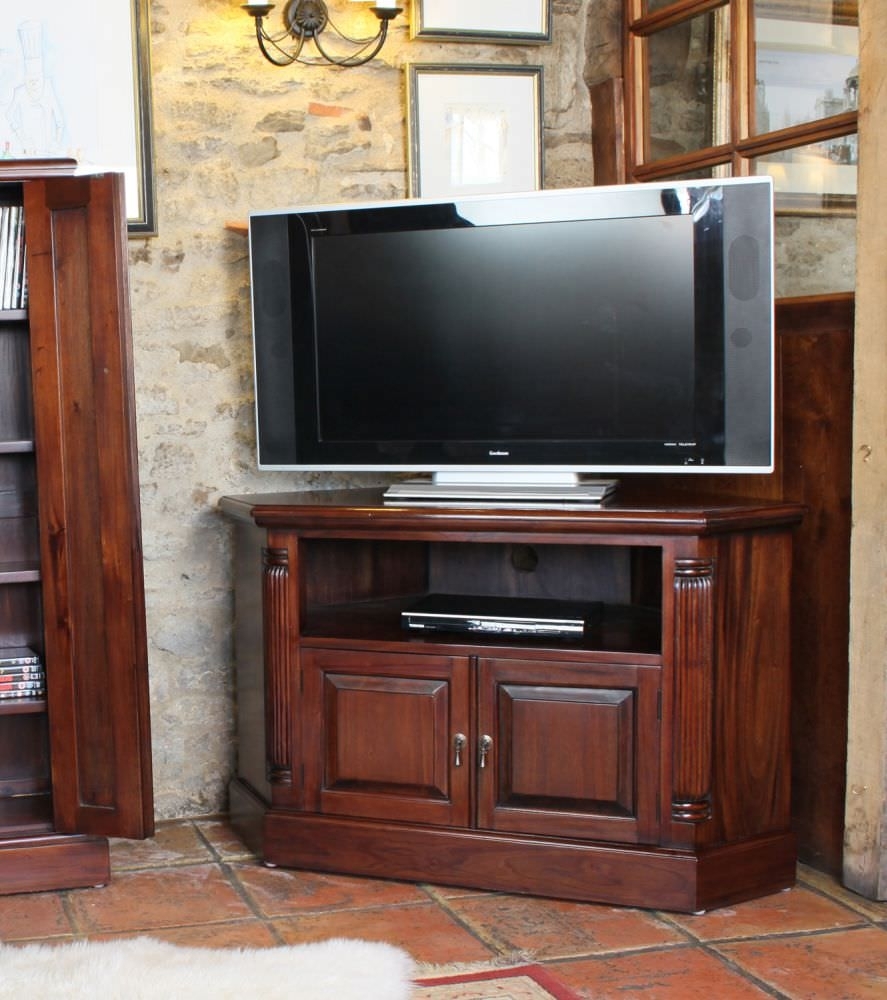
[{"x1": 248, "y1": 178, "x2": 774, "y2": 481}]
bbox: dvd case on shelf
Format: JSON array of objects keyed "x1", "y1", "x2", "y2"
[
  {"x1": 0, "y1": 647, "x2": 45, "y2": 698},
  {"x1": 0, "y1": 203, "x2": 26, "y2": 310},
  {"x1": 0, "y1": 646, "x2": 41, "y2": 666}
]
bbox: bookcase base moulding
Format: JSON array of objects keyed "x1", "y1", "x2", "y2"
[
  {"x1": 0, "y1": 835, "x2": 110, "y2": 895},
  {"x1": 222, "y1": 488, "x2": 804, "y2": 913}
]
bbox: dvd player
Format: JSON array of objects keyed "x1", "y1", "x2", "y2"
[{"x1": 402, "y1": 593, "x2": 601, "y2": 639}]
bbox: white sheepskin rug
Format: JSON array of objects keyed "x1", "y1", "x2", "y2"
[{"x1": 0, "y1": 936, "x2": 415, "y2": 1000}]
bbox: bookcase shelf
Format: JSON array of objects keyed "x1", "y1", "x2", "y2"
[
  {"x1": 0, "y1": 793, "x2": 53, "y2": 837},
  {"x1": 0, "y1": 563, "x2": 40, "y2": 584},
  {"x1": 0, "y1": 697, "x2": 47, "y2": 717}
]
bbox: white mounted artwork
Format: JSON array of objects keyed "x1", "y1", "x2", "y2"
[
  {"x1": 407, "y1": 65, "x2": 543, "y2": 198},
  {"x1": 0, "y1": 1, "x2": 155, "y2": 233}
]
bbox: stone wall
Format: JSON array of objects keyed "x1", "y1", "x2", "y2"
[{"x1": 136, "y1": 0, "x2": 593, "y2": 818}]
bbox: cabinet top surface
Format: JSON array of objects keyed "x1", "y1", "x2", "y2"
[{"x1": 219, "y1": 488, "x2": 805, "y2": 537}]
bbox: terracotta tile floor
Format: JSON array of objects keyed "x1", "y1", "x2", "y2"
[{"x1": 2, "y1": 817, "x2": 887, "y2": 998}]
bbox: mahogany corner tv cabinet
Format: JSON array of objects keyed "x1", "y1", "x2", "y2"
[{"x1": 220, "y1": 488, "x2": 804, "y2": 913}]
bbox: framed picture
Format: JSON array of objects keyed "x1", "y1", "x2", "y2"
[
  {"x1": 412, "y1": 0, "x2": 551, "y2": 44},
  {"x1": 754, "y1": 140, "x2": 857, "y2": 216},
  {"x1": 753, "y1": 13, "x2": 857, "y2": 215},
  {"x1": 407, "y1": 65, "x2": 543, "y2": 199},
  {"x1": 0, "y1": 0, "x2": 156, "y2": 235}
]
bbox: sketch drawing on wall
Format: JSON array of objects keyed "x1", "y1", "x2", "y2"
[
  {"x1": 5, "y1": 21, "x2": 65, "y2": 156},
  {"x1": 0, "y1": 1, "x2": 155, "y2": 233}
]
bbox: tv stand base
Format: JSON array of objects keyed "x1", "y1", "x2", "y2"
[{"x1": 383, "y1": 475, "x2": 619, "y2": 507}]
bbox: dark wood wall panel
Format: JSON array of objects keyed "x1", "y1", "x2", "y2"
[
  {"x1": 775, "y1": 294, "x2": 853, "y2": 874},
  {"x1": 632, "y1": 293, "x2": 853, "y2": 873}
]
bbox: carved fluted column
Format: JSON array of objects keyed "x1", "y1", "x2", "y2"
[
  {"x1": 671, "y1": 557, "x2": 714, "y2": 824},
  {"x1": 263, "y1": 546, "x2": 294, "y2": 786}
]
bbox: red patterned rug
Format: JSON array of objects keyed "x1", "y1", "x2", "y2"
[{"x1": 414, "y1": 964, "x2": 581, "y2": 999}]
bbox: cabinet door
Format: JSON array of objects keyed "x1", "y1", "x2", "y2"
[
  {"x1": 302, "y1": 648, "x2": 471, "y2": 827},
  {"x1": 477, "y1": 657, "x2": 661, "y2": 843},
  {"x1": 24, "y1": 175, "x2": 153, "y2": 839}
]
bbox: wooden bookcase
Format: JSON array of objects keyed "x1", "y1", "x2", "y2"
[
  {"x1": 0, "y1": 165, "x2": 153, "y2": 895},
  {"x1": 222, "y1": 488, "x2": 804, "y2": 913}
]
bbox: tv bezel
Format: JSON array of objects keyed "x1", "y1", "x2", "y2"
[{"x1": 248, "y1": 177, "x2": 775, "y2": 479}]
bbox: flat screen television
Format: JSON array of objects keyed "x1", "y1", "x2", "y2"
[{"x1": 248, "y1": 177, "x2": 774, "y2": 502}]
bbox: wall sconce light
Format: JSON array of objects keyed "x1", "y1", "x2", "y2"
[{"x1": 241, "y1": 1, "x2": 403, "y2": 68}]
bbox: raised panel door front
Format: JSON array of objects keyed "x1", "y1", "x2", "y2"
[
  {"x1": 477, "y1": 657, "x2": 661, "y2": 843},
  {"x1": 302, "y1": 648, "x2": 471, "y2": 827}
]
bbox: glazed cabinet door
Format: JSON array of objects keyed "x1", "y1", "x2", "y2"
[
  {"x1": 476, "y1": 657, "x2": 661, "y2": 843},
  {"x1": 302, "y1": 648, "x2": 471, "y2": 827},
  {"x1": 24, "y1": 174, "x2": 153, "y2": 839}
]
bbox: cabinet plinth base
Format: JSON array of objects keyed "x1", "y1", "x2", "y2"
[
  {"x1": 0, "y1": 833, "x2": 110, "y2": 895},
  {"x1": 233, "y1": 781, "x2": 795, "y2": 914}
]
